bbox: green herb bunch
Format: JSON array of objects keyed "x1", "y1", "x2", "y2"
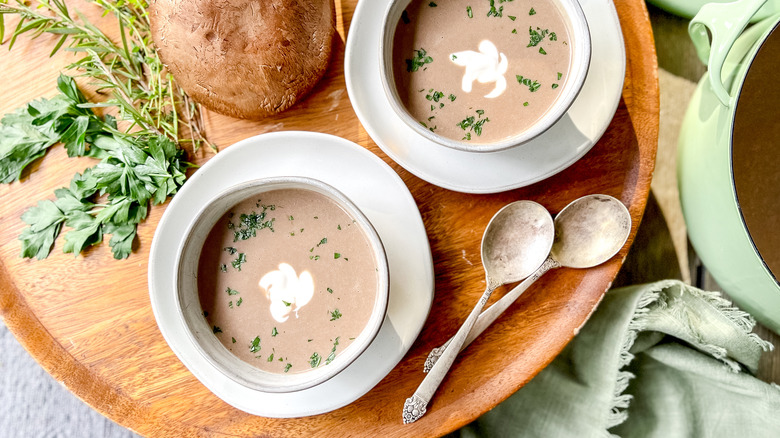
[
  {"x1": 0, "y1": 0, "x2": 208, "y2": 259},
  {"x1": 13, "y1": 75, "x2": 188, "y2": 259}
]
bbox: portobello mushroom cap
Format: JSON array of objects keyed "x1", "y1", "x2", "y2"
[{"x1": 149, "y1": 0, "x2": 336, "y2": 119}]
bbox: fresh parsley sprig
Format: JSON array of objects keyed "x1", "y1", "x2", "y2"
[{"x1": 14, "y1": 75, "x2": 189, "y2": 260}]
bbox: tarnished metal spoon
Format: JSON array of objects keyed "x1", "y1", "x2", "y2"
[
  {"x1": 403, "y1": 200, "x2": 554, "y2": 424},
  {"x1": 423, "y1": 194, "x2": 631, "y2": 372}
]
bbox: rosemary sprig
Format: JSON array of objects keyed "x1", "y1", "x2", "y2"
[
  {"x1": 0, "y1": 0, "x2": 213, "y2": 259},
  {"x1": 0, "y1": 0, "x2": 215, "y2": 152}
]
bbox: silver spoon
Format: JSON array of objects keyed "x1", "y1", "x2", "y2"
[
  {"x1": 423, "y1": 194, "x2": 631, "y2": 372},
  {"x1": 403, "y1": 200, "x2": 554, "y2": 424}
]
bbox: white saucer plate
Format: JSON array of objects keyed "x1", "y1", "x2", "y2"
[
  {"x1": 148, "y1": 132, "x2": 434, "y2": 417},
  {"x1": 345, "y1": 0, "x2": 626, "y2": 194}
]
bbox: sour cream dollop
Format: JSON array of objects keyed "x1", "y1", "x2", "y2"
[
  {"x1": 259, "y1": 263, "x2": 314, "y2": 323},
  {"x1": 450, "y1": 39, "x2": 508, "y2": 98}
]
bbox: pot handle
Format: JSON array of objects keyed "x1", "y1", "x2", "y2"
[{"x1": 689, "y1": 0, "x2": 767, "y2": 106}]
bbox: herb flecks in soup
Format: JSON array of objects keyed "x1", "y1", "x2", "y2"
[
  {"x1": 393, "y1": 0, "x2": 572, "y2": 143},
  {"x1": 198, "y1": 188, "x2": 378, "y2": 375}
]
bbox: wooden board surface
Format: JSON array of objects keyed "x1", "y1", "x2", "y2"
[{"x1": 0, "y1": 0, "x2": 659, "y2": 436}]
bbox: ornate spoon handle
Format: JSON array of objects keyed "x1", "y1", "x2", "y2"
[
  {"x1": 423, "y1": 257, "x2": 559, "y2": 373},
  {"x1": 403, "y1": 279, "x2": 500, "y2": 424}
]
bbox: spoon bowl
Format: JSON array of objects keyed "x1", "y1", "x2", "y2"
[
  {"x1": 552, "y1": 194, "x2": 632, "y2": 268},
  {"x1": 482, "y1": 201, "x2": 557, "y2": 284}
]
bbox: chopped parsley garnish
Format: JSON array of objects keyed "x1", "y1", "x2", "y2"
[
  {"x1": 325, "y1": 337, "x2": 340, "y2": 365},
  {"x1": 226, "y1": 287, "x2": 240, "y2": 296},
  {"x1": 282, "y1": 300, "x2": 292, "y2": 307},
  {"x1": 330, "y1": 309, "x2": 343, "y2": 321},
  {"x1": 224, "y1": 246, "x2": 237, "y2": 255},
  {"x1": 457, "y1": 110, "x2": 490, "y2": 138},
  {"x1": 310, "y1": 352, "x2": 322, "y2": 368},
  {"x1": 288, "y1": 215, "x2": 294, "y2": 221},
  {"x1": 236, "y1": 297, "x2": 243, "y2": 306},
  {"x1": 406, "y1": 48, "x2": 433, "y2": 72},
  {"x1": 508, "y1": 15, "x2": 516, "y2": 21},
  {"x1": 272, "y1": 327, "x2": 278, "y2": 337},
  {"x1": 334, "y1": 252, "x2": 341, "y2": 259},
  {"x1": 550, "y1": 32, "x2": 558, "y2": 41},
  {"x1": 523, "y1": 101, "x2": 529, "y2": 106},
  {"x1": 213, "y1": 326, "x2": 222, "y2": 334},
  {"x1": 284, "y1": 363, "x2": 292, "y2": 373},
  {"x1": 528, "y1": 27, "x2": 549, "y2": 47},
  {"x1": 467, "y1": 5, "x2": 473, "y2": 18},
  {"x1": 458, "y1": 116, "x2": 475, "y2": 130},
  {"x1": 448, "y1": 94, "x2": 456, "y2": 101},
  {"x1": 551, "y1": 83, "x2": 559, "y2": 89},
  {"x1": 539, "y1": 47, "x2": 547, "y2": 55},
  {"x1": 512, "y1": 29, "x2": 517, "y2": 34},
  {"x1": 529, "y1": 7, "x2": 536, "y2": 15},
  {"x1": 401, "y1": 10, "x2": 410, "y2": 24},
  {"x1": 473, "y1": 118, "x2": 489, "y2": 136},
  {"x1": 231, "y1": 253, "x2": 247, "y2": 271},
  {"x1": 229, "y1": 301, "x2": 233, "y2": 308},
  {"x1": 337, "y1": 225, "x2": 342, "y2": 230},
  {"x1": 428, "y1": 116, "x2": 436, "y2": 121},
  {"x1": 426, "y1": 90, "x2": 445, "y2": 102},
  {"x1": 429, "y1": 1, "x2": 437, "y2": 6},
  {"x1": 487, "y1": 0, "x2": 503, "y2": 17},
  {"x1": 327, "y1": 287, "x2": 334, "y2": 294},
  {"x1": 421, "y1": 122, "x2": 437, "y2": 132},
  {"x1": 268, "y1": 353, "x2": 274, "y2": 362},
  {"x1": 203, "y1": 311, "x2": 209, "y2": 317},
  {"x1": 557, "y1": 72, "x2": 563, "y2": 80},
  {"x1": 219, "y1": 264, "x2": 227, "y2": 273},
  {"x1": 317, "y1": 237, "x2": 328, "y2": 247},
  {"x1": 233, "y1": 207, "x2": 275, "y2": 242},
  {"x1": 516, "y1": 75, "x2": 541, "y2": 92},
  {"x1": 451, "y1": 54, "x2": 457, "y2": 61},
  {"x1": 249, "y1": 336, "x2": 261, "y2": 353},
  {"x1": 232, "y1": 337, "x2": 236, "y2": 343}
]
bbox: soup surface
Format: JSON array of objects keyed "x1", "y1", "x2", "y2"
[
  {"x1": 198, "y1": 188, "x2": 378, "y2": 374},
  {"x1": 392, "y1": 0, "x2": 572, "y2": 143},
  {"x1": 733, "y1": 24, "x2": 780, "y2": 279}
]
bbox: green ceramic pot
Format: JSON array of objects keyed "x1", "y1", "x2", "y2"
[
  {"x1": 648, "y1": 0, "x2": 778, "y2": 20},
  {"x1": 679, "y1": 0, "x2": 780, "y2": 333}
]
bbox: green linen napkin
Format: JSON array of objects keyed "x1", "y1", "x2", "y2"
[{"x1": 455, "y1": 280, "x2": 780, "y2": 438}]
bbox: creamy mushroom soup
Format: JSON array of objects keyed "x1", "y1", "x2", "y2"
[
  {"x1": 392, "y1": 0, "x2": 573, "y2": 143},
  {"x1": 197, "y1": 188, "x2": 378, "y2": 374}
]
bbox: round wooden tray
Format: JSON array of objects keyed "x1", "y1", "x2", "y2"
[{"x1": 0, "y1": 1, "x2": 658, "y2": 436}]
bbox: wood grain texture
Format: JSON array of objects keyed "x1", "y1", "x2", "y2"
[{"x1": 0, "y1": 0, "x2": 659, "y2": 436}]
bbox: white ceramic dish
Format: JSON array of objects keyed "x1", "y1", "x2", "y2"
[
  {"x1": 345, "y1": 0, "x2": 626, "y2": 193},
  {"x1": 148, "y1": 132, "x2": 434, "y2": 417},
  {"x1": 379, "y1": 0, "x2": 592, "y2": 152},
  {"x1": 175, "y1": 176, "x2": 390, "y2": 394}
]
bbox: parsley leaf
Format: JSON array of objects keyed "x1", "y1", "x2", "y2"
[
  {"x1": 406, "y1": 48, "x2": 433, "y2": 72},
  {"x1": 309, "y1": 352, "x2": 322, "y2": 368}
]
